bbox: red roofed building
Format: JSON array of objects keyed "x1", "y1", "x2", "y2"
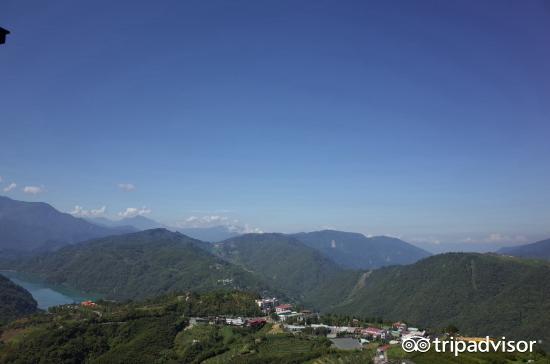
[
  {"x1": 275, "y1": 304, "x2": 292, "y2": 314},
  {"x1": 80, "y1": 300, "x2": 97, "y2": 307},
  {"x1": 247, "y1": 318, "x2": 267, "y2": 328}
]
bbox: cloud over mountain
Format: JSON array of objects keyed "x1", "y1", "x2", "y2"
[
  {"x1": 117, "y1": 206, "x2": 151, "y2": 218},
  {"x1": 3, "y1": 183, "x2": 16, "y2": 193},
  {"x1": 176, "y1": 215, "x2": 262, "y2": 234},
  {"x1": 22, "y1": 186, "x2": 43, "y2": 195},
  {"x1": 70, "y1": 205, "x2": 107, "y2": 217}
]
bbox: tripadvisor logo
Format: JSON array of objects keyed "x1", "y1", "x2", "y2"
[{"x1": 401, "y1": 336, "x2": 539, "y2": 357}]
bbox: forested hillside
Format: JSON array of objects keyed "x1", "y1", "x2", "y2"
[
  {"x1": 333, "y1": 253, "x2": 550, "y2": 344},
  {"x1": 9, "y1": 229, "x2": 274, "y2": 301},
  {"x1": 215, "y1": 233, "x2": 361, "y2": 310},
  {"x1": 0, "y1": 274, "x2": 38, "y2": 325},
  {"x1": 0, "y1": 291, "x2": 336, "y2": 364}
]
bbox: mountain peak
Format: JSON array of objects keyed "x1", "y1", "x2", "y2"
[{"x1": 291, "y1": 230, "x2": 430, "y2": 270}]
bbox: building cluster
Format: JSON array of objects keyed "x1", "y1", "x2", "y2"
[
  {"x1": 189, "y1": 316, "x2": 267, "y2": 328},
  {"x1": 283, "y1": 320, "x2": 426, "y2": 345},
  {"x1": 255, "y1": 297, "x2": 279, "y2": 313}
]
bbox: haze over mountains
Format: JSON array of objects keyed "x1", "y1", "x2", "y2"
[
  {"x1": 292, "y1": 230, "x2": 431, "y2": 269},
  {"x1": 88, "y1": 215, "x2": 242, "y2": 242},
  {"x1": 0, "y1": 196, "x2": 134, "y2": 252},
  {"x1": 4, "y1": 225, "x2": 550, "y2": 345},
  {"x1": 498, "y1": 238, "x2": 550, "y2": 260},
  {"x1": 2, "y1": 195, "x2": 550, "y2": 347}
]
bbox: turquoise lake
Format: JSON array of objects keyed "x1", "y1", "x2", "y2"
[{"x1": 1, "y1": 271, "x2": 94, "y2": 310}]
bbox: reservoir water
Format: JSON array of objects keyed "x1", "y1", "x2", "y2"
[{"x1": 0, "y1": 271, "x2": 93, "y2": 310}]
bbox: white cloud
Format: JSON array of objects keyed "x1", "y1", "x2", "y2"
[
  {"x1": 70, "y1": 205, "x2": 107, "y2": 217},
  {"x1": 23, "y1": 185, "x2": 43, "y2": 195},
  {"x1": 117, "y1": 206, "x2": 151, "y2": 218},
  {"x1": 239, "y1": 224, "x2": 263, "y2": 234},
  {"x1": 184, "y1": 215, "x2": 229, "y2": 226},
  {"x1": 117, "y1": 183, "x2": 135, "y2": 192},
  {"x1": 176, "y1": 215, "x2": 262, "y2": 234},
  {"x1": 3, "y1": 182, "x2": 16, "y2": 193}
]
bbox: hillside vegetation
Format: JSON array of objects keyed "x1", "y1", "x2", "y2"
[
  {"x1": 0, "y1": 274, "x2": 38, "y2": 325},
  {"x1": 10, "y1": 229, "x2": 274, "y2": 301},
  {"x1": 0, "y1": 291, "x2": 336, "y2": 364},
  {"x1": 1, "y1": 290, "x2": 547, "y2": 364},
  {"x1": 333, "y1": 253, "x2": 550, "y2": 344},
  {"x1": 215, "y1": 233, "x2": 361, "y2": 310}
]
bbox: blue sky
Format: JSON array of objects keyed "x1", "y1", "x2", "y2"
[{"x1": 1, "y1": 0, "x2": 549, "y2": 249}]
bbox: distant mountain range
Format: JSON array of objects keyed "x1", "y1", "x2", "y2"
[
  {"x1": 498, "y1": 238, "x2": 550, "y2": 260},
  {"x1": 0, "y1": 196, "x2": 134, "y2": 252},
  {"x1": 87, "y1": 215, "x2": 241, "y2": 242},
  {"x1": 0, "y1": 196, "x2": 434, "y2": 274},
  {"x1": 291, "y1": 230, "x2": 431, "y2": 269},
  {"x1": 87, "y1": 215, "x2": 160, "y2": 230}
]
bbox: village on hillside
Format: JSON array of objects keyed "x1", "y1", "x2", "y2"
[
  {"x1": 73, "y1": 295, "x2": 427, "y2": 354},
  {"x1": 254, "y1": 297, "x2": 426, "y2": 350}
]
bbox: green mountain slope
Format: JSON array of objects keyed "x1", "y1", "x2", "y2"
[
  {"x1": 1, "y1": 290, "x2": 546, "y2": 364},
  {"x1": 0, "y1": 291, "x2": 315, "y2": 364},
  {"x1": 0, "y1": 274, "x2": 38, "y2": 325},
  {"x1": 215, "y1": 233, "x2": 361, "y2": 310},
  {"x1": 333, "y1": 253, "x2": 550, "y2": 343},
  {"x1": 292, "y1": 230, "x2": 431, "y2": 269},
  {"x1": 10, "y1": 229, "x2": 273, "y2": 301}
]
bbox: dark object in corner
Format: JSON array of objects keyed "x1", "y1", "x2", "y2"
[{"x1": 0, "y1": 27, "x2": 10, "y2": 44}]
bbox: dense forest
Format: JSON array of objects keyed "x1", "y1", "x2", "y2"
[
  {"x1": 0, "y1": 274, "x2": 38, "y2": 325},
  {"x1": 214, "y1": 233, "x2": 361, "y2": 310},
  {"x1": 333, "y1": 253, "x2": 550, "y2": 345},
  {"x1": 8, "y1": 229, "x2": 277, "y2": 301}
]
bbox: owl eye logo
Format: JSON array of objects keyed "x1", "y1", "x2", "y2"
[{"x1": 402, "y1": 336, "x2": 431, "y2": 352}]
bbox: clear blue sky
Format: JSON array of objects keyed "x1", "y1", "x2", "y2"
[{"x1": 1, "y1": 0, "x2": 549, "y2": 249}]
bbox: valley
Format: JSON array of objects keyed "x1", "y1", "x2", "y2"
[{"x1": 1, "y1": 197, "x2": 550, "y2": 363}]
